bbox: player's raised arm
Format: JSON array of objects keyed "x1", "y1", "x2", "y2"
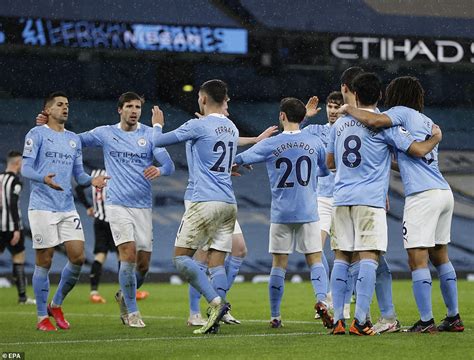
[
  {"x1": 338, "y1": 104, "x2": 393, "y2": 128},
  {"x1": 78, "y1": 127, "x2": 105, "y2": 148},
  {"x1": 152, "y1": 107, "x2": 201, "y2": 147},
  {"x1": 237, "y1": 125, "x2": 278, "y2": 146},
  {"x1": 234, "y1": 140, "x2": 270, "y2": 166},
  {"x1": 151, "y1": 105, "x2": 184, "y2": 146}
]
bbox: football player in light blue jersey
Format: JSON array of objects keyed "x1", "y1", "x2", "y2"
[
  {"x1": 185, "y1": 114, "x2": 278, "y2": 327},
  {"x1": 235, "y1": 97, "x2": 334, "y2": 329},
  {"x1": 302, "y1": 91, "x2": 344, "y2": 318},
  {"x1": 22, "y1": 92, "x2": 108, "y2": 331},
  {"x1": 340, "y1": 76, "x2": 464, "y2": 333},
  {"x1": 152, "y1": 79, "x2": 238, "y2": 334},
  {"x1": 327, "y1": 73, "x2": 441, "y2": 336},
  {"x1": 36, "y1": 92, "x2": 175, "y2": 327},
  {"x1": 337, "y1": 66, "x2": 403, "y2": 333},
  {"x1": 79, "y1": 92, "x2": 174, "y2": 328}
]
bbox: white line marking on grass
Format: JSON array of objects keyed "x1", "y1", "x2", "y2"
[
  {"x1": 0, "y1": 311, "x2": 315, "y2": 324},
  {"x1": 0, "y1": 332, "x2": 324, "y2": 346}
]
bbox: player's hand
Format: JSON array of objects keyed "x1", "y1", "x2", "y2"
[
  {"x1": 336, "y1": 104, "x2": 350, "y2": 116},
  {"x1": 86, "y1": 207, "x2": 94, "y2": 217},
  {"x1": 151, "y1": 105, "x2": 164, "y2": 127},
  {"x1": 144, "y1": 166, "x2": 161, "y2": 180},
  {"x1": 36, "y1": 112, "x2": 49, "y2": 126},
  {"x1": 231, "y1": 164, "x2": 252, "y2": 176},
  {"x1": 431, "y1": 123, "x2": 442, "y2": 142},
  {"x1": 305, "y1": 96, "x2": 321, "y2": 118},
  {"x1": 44, "y1": 173, "x2": 63, "y2": 191},
  {"x1": 256, "y1": 126, "x2": 278, "y2": 143},
  {"x1": 231, "y1": 164, "x2": 241, "y2": 177},
  {"x1": 91, "y1": 175, "x2": 110, "y2": 189},
  {"x1": 10, "y1": 230, "x2": 20, "y2": 246},
  {"x1": 194, "y1": 112, "x2": 203, "y2": 118}
]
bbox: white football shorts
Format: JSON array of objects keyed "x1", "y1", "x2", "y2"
[
  {"x1": 318, "y1": 196, "x2": 334, "y2": 235},
  {"x1": 331, "y1": 205, "x2": 387, "y2": 252},
  {"x1": 184, "y1": 200, "x2": 242, "y2": 235},
  {"x1": 105, "y1": 205, "x2": 153, "y2": 252},
  {"x1": 403, "y1": 189, "x2": 453, "y2": 249},
  {"x1": 269, "y1": 221, "x2": 322, "y2": 254},
  {"x1": 29, "y1": 210, "x2": 85, "y2": 249},
  {"x1": 177, "y1": 201, "x2": 237, "y2": 253}
]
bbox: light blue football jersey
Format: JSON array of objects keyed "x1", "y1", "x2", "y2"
[
  {"x1": 235, "y1": 130, "x2": 329, "y2": 223},
  {"x1": 80, "y1": 123, "x2": 174, "y2": 208},
  {"x1": 328, "y1": 113, "x2": 415, "y2": 208},
  {"x1": 22, "y1": 125, "x2": 84, "y2": 212},
  {"x1": 385, "y1": 106, "x2": 450, "y2": 196},
  {"x1": 302, "y1": 123, "x2": 335, "y2": 197},
  {"x1": 153, "y1": 114, "x2": 239, "y2": 204}
]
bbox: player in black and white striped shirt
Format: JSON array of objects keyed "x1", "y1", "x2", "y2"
[
  {"x1": 76, "y1": 168, "x2": 116, "y2": 304},
  {"x1": 0, "y1": 151, "x2": 35, "y2": 304}
]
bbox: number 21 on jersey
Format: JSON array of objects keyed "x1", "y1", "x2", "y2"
[{"x1": 210, "y1": 141, "x2": 234, "y2": 173}]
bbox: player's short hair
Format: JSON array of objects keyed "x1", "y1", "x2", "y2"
[
  {"x1": 352, "y1": 73, "x2": 382, "y2": 107},
  {"x1": 7, "y1": 150, "x2": 21, "y2": 164},
  {"x1": 199, "y1": 79, "x2": 228, "y2": 104},
  {"x1": 43, "y1": 91, "x2": 68, "y2": 109},
  {"x1": 117, "y1": 92, "x2": 145, "y2": 109},
  {"x1": 340, "y1": 67, "x2": 364, "y2": 91},
  {"x1": 280, "y1": 97, "x2": 307, "y2": 123},
  {"x1": 326, "y1": 91, "x2": 343, "y2": 105},
  {"x1": 385, "y1": 76, "x2": 424, "y2": 112}
]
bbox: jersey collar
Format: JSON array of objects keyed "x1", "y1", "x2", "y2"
[
  {"x1": 207, "y1": 113, "x2": 227, "y2": 118},
  {"x1": 282, "y1": 130, "x2": 301, "y2": 134},
  {"x1": 117, "y1": 122, "x2": 141, "y2": 130}
]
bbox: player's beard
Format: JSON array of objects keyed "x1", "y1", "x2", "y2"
[
  {"x1": 56, "y1": 115, "x2": 68, "y2": 124},
  {"x1": 125, "y1": 116, "x2": 138, "y2": 127}
]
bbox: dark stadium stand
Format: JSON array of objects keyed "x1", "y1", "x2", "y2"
[
  {"x1": 0, "y1": 0, "x2": 239, "y2": 27},
  {"x1": 240, "y1": 0, "x2": 474, "y2": 37}
]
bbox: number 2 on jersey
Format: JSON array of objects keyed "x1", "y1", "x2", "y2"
[{"x1": 210, "y1": 141, "x2": 234, "y2": 172}]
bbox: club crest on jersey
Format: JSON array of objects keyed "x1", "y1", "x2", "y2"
[
  {"x1": 138, "y1": 138, "x2": 147, "y2": 147},
  {"x1": 69, "y1": 140, "x2": 77, "y2": 148},
  {"x1": 33, "y1": 234, "x2": 43, "y2": 244}
]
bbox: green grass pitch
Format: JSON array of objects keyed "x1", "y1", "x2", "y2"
[{"x1": 0, "y1": 280, "x2": 472, "y2": 359}]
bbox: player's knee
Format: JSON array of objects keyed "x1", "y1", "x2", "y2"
[
  {"x1": 70, "y1": 253, "x2": 85, "y2": 266},
  {"x1": 136, "y1": 262, "x2": 149, "y2": 274},
  {"x1": 36, "y1": 258, "x2": 52, "y2": 269},
  {"x1": 429, "y1": 245, "x2": 449, "y2": 266},
  {"x1": 232, "y1": 246, "x2": 247, "y2": 258}
]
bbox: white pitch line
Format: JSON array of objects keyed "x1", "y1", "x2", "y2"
[
  {"x1": 0, "y1": 311, "x2": 315, "y2": 324},
  {"x1": 0, "y1": 332, "x2": 323, "y2": 346}
]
